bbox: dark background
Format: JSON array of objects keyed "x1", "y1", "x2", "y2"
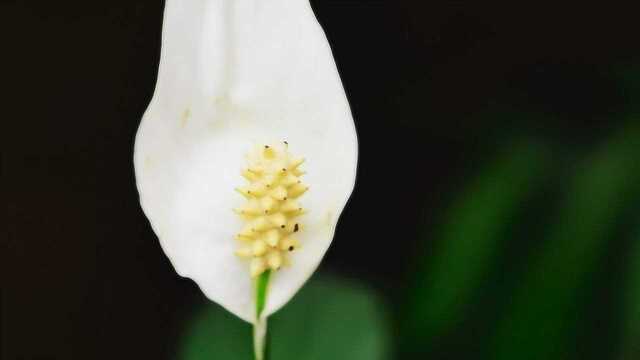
[{"x1": 4, "y1": 1, "x2": 640, "y2": 359}]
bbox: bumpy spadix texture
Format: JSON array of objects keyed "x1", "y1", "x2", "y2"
[
  {"x1": 234, "y1": 143, "x2": 308, "y2": 277},
  {"x1": 134, "y1": 0, "x2": 358, "y2": 323}
]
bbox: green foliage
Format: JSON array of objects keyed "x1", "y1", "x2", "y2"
[
  {"x1": 269, "y1": 277, "x2": 390, "y2": 360},
  {"x1": 180, "y1": 301, "x2": 254, "y2": 360},
  {"x1": 401, "y1": 113, "x2": 640, "y2": 360},
  {"x1": 179, "y1": 276, "x2": 390, "y2": 360},
  {"x1": 402, "y1": 141, "x2": 550, "y2": 349},
  {"x1": 620, "y1": 227, "x2": 640, "y2": 360},
  {"x1": 489, "y1": 123, "x2": 640, "y2": 360}
]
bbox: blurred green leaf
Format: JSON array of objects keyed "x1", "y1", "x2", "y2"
[
  {"x1": 403, "y1": 142, "x2": 550, "y2": 348},
  {"x1": 620, "y1": 227, "x2": 640, "y2": 360},
  {"x1": 179, "y1": 298, "x2": 254, "y2": 360},
  {"x1": 179, "y1": 275, "x2": 390, "y2": 360},
  {"x1": 269, "y1": 277, "x2": 390, "y2": 360},
  {"x1": 490, "y1": 123, "x2": 640, "y2": 360}
]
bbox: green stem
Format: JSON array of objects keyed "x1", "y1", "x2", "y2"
[{"x1": 254, "y1": 270, "x2": 271, "y2": 360}]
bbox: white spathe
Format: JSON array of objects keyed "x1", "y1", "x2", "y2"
[{"x1": 133, "y1": 0, "x2": 358, "y2": 323}]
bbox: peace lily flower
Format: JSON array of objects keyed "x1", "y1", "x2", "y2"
[{"x1": 133, "y1": 0, "x2": 357, "y2": 358}]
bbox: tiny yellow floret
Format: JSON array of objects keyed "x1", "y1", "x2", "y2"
[{"x1": 234, "y1": 142, "x2": 307, "y2": 277}]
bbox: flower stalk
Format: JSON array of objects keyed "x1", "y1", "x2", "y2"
[{"x1": 254, "y1": 270, "x2": 271, "y2": 360}]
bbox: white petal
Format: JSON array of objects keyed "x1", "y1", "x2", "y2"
[{"x1": 134, "y1": 0, "x2": 357, "y2": 323}]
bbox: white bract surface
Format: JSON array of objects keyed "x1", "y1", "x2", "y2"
[{"x1": 134, "y1": 0, "x2": 358, "y2": 323}]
